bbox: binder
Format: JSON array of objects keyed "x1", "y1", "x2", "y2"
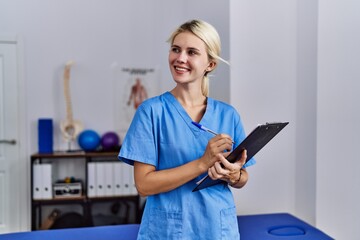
[
  {"x1": 95, "y1": 162, "x2": 105, "y2": 196},
  {"x1": 113, "y1": 162, "x2": 123, "y2": 196},
  {"x1": 129, "y1": 166, "x2": 137, "y2": 195},
  {"x1": 41, "y1": 164, "x2": 53, "y2": 199},
  {"x1": 32, "y1": 164, "x2": 42, "y2": 199},
  {"x1": 87, "y1": 162, "x2": 97, "y2": 197},
  {"x1": 103, "y1": 162, "x2": 114, "y2": 196},
  {"x1": 32, "y1": 164, "x2": 53, "y2": 199},
  {"x1": 193, "y1": 122, "x2": 289, "y2": 192},
  {"x1": 121, "y1": 163, "x2": 132, "y2": 195}
]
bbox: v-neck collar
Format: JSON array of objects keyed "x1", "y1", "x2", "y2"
[{"x1": 163, "y1": 91, "x2": 213, "y2": 131}]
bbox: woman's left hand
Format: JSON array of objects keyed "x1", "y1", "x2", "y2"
[{"x1": 208, "y1": 150, "x2": 247, "y2": 185}]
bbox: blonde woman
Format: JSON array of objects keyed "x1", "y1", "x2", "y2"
[{"x1": 119, "y1": 19, "x2": 255, "y2": 239}]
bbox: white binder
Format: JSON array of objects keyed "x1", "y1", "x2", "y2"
[
  {"x1": 87, "y1": 162, "x2": 97, "y2": 197},
  {"x1": 32, "y1": 164, "x2": 42, "y2": 199},
  {"x1": 95, "y1": 162, "x2": 105, "y2": 197},
  {"x1": 32, "y1": 164, "x2": 53, "y2": 199},
  {"x1": 121, "y1": 163, "x2": 132, "y2": 195},
  {"x1": 41, "y1": 164, "x2": 53, "y2": 199},
  {"x1": 113, "y1": 162, "x2": 123, "y2": 196},
  {"x1": 103, "y1": 162, "x2": 114, "y2": 196},
  {"x1": 129, "y1": 166, "x2": 137, "y2": 195}
]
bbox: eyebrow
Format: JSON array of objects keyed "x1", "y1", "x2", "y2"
[{"x1": 171, "y1": 44, "x2": 201, "y2": 52}]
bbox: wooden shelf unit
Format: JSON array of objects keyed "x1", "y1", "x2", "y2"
[{"x1": 30, "y1": 151, "x2": 140, "y2": 230}]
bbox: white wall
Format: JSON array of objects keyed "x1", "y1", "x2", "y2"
[
  {"x1": 230, "y1": 0, "x2": 360, "y2": 239},
  {"x1": 230, "y1": 0, "x2": 297, "y2": 216},
  {"x1": 295, "y1": 0, "x2": 318, "y2": 224},
  {"x1": 317, "y1": 0, "x2": 360, "y2": 239}
]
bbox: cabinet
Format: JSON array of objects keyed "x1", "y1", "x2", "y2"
[{"x1": 30, "y1": 151, "x2": 140, "y2": 230}]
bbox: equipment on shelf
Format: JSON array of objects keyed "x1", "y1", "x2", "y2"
[
  {"x1": 60, "y1": 60, "x2": 83, "y2": 150},
  {"x1": 78, "y1": 129, "x2": 101, "y2": 151},
  {"x1": 53, "y1": 180, "x2": 82, "y2": 198}
]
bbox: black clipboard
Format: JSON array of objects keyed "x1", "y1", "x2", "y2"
[{"x1": 192, "y1": 122, "x2": 289, "y2": 192}]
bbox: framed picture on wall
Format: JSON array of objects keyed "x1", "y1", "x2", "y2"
[{"x1": 113, "y1": 66, "x2": 160, "y2": 141}]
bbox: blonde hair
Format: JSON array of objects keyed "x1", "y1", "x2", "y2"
[{"x1": 168, "y1": 19, "x2": 228, "y2": 97}]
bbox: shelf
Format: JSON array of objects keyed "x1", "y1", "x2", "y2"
[
  {"x1": 33, "y1": 195, "x2": 138, "y2": 203},
  {"x1": 30, "y1": 151, "x2": 140, "y2": 230},
  {"x1": 31, "y1": 151, "x2": 119, "y2": 159},
  {"x1": 32, "y1": 196, "x2": 86, "y2": 205},
  {"x1": 87, "y1": 195, "x2": 139, "y2": 202}
]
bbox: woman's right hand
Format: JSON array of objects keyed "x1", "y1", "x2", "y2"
[
  {"x1": 200, "y1": 134, "x2": 234, "y2": 169},
  {"x1": 134, "y1": 134, "x2": 235, "y2": 197}
]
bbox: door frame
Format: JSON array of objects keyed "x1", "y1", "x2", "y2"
[{"x1": 0, "y1": 34, "x2": 29, "y2": 231}]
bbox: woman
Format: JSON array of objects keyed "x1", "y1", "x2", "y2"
[{"x1": 118, "y1": 19, "x2": 255, "y2": 240}]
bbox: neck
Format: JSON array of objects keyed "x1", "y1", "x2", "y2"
[{"x1": 170, "y1": 87, "x2": 206, "y2": 108}]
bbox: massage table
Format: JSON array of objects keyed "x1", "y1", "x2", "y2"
[{"x1": 0, "y1": 213, "x2": 333, "y2": 239}]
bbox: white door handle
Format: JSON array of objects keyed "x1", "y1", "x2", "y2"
[{"x1": 0, "y1": 139, "x2": 16, "y2": 145}]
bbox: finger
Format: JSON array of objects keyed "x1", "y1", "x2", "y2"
[
  {"x1": 217, "y1": 134, "x2": 234, "y2": 149},
  {"x1": 213, "y1": 161, "x2": 231, "y2": 176},
  {"x1": 230, "y1": 149, "x2": 247, "y2": 165},
  {"x1": 214, "y1": 140, "x2": 233, "y2": 153},
  {"x1": 218, "y1": 156, "x2": 239, "y2": 172},
  {"x1": 208, "y1": 166, "x2": 222, "y2": 180},
  {"x1": 208, "y1": 167, "x2": 216, "y2": 180},
  {"x1": 210, "y1": 134, "x2": 234, "y2": 150},
  {"x1": 223, "y1": 151, "x2": 231, "y2": 158},
  {"x1": 212, "y1": 133, "x2": 233, "y2": 142},
  {"x1": 207, "y1": 142, "x2": 232, "y2": 160},
  {"x1": 239, "y1": 149, "x2": 247, "y2": 166}
]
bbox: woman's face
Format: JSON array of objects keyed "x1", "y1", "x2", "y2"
[{"x1": 169, "y1": 31, "x2": 214, "y2": 86}]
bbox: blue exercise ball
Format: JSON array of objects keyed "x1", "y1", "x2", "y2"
[{"x1": 78, "y1": 130, "x2": 101, "y2": 151}]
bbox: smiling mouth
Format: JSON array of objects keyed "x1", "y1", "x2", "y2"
[{"x1": 174, "y1": 66, "x2": 190, "y2": 72}]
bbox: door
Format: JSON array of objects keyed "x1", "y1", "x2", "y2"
[{"x1": 0, "y1": 38, "x2": 23, "y2": 233}]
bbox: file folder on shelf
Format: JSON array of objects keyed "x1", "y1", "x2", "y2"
[
  {"x1": 32, "y1": 164, "x2": 42, "y2": 199},
  {"x1": 95, "y1": 162, "x2": 106, "y2": 196},
  {"x1": 42, "y1": 164, "x2": 53, "y2": 199},
  {"x1": 87, "y1": 162, "x2": 97, "y2": 197},
  {"x1": 113, "y1": 162, "x2": 123, "y2": 196},
  {"x1": 122, "y1": 163, "x2": 132, "y2": 195},
  {"x1": 32, "y1": 164, "x2": 53, "y2": 199},
  {"x1": 104, "y1": 162, "x2": 114, "y2": 196}
]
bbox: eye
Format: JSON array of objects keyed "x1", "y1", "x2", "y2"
[
  {"x1": 171, "y1": 47, "x2": 180, "y2": 53},
  {"x1": 188, "y1": 49, "x2": 198, "y2": 56}
]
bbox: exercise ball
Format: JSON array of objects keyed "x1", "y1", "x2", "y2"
[
  {"x1": 78, "y1": 130, "x2": 101, "y2": 151},
  {"x1": 101, "y1": 131, "x2": 120, "y2": 151}
]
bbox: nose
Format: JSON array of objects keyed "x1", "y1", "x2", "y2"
[{"x1": 176, "y1": 51, "x2": 187, "y2": 63}]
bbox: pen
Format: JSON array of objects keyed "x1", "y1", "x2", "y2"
[{"x1": 191, "y1": 121, "x2": 235, "y2": 144}]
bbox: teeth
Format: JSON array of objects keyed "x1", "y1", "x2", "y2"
[{"x1": 175, "y1": 67, "x2": 188, "y2": 71}]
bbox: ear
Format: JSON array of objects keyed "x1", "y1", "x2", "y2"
[{"x1": 206, "y1": 61, "x2": 217, "y2": 72}]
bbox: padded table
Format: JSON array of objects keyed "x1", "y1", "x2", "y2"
[
  {"x1": 0, "y1": 224, "x2": 140, "y2": 240},
  {"x1": 0, "y1": 213, "x2": 333, "y2": 240},
  {"x1": 237, "y1": 213, "x2": 333, "y2": 239}
]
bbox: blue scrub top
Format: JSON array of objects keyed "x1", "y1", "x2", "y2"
[{"x1": 119, "y1": 92, "x2": 255, "y2": 240}]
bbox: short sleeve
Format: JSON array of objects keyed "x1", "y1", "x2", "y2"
[{"x1": 118, "y1": 104, "x2": 157, "y2": 166}]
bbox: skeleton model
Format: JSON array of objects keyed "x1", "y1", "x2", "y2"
[{"x1": 60, "y1": 61, "x2": 83, "y2": 150}]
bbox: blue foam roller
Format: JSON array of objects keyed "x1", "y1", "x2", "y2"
[{"x1": 38, "y1": 118, "x2": 53, "y2": 153}]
